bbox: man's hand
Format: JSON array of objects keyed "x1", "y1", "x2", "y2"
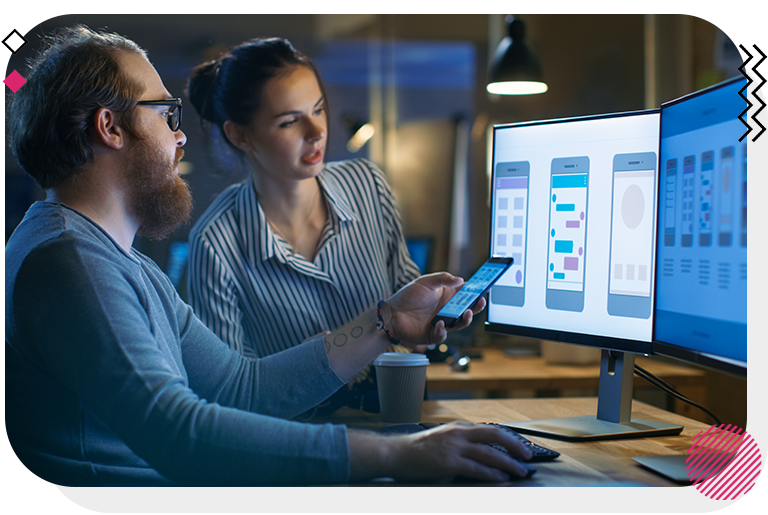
[
  {"x1": 323, "y1": 273, "x2": 485, "y2": 382},
  {"x1": 349, "y1": 421, "x2": 533, "y2": 483},
  {"x1": 384, "y1": 273, "x2": 486, "y2": 349}
]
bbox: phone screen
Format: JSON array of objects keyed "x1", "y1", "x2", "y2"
[
  {"x1": 491, "y1": 161, "x2": 530, "y2": 307},
  {"x1": 699, "y1": 150, "x2": 714, "y2": 247},
  {"x1": 607, "y1": 152, "x2": 656, "y2": 319},
  {"x1": 437, "y1": 261, "x2": 511, "y2": 319},
  {"x1": 741, "y1": 143, "x2": 747, "y2": 247},
  {"x1": 718, "y1": 146, "x2": 735, "y2": 246},
  {"x1": 663, "y1": 158, "x2": 677, "y2": 246},
  {"x1": 546, "y1": 156, "x2": 590, "y2": 312},
  {"x1": 681, "y1": 155, "x2": 695, "y2": 247}
]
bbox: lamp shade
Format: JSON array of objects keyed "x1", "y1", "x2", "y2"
[
  {"x1": 487, "y1": 17, "x2": 548, "y2": 95},
  {"x1": 343, "y1": 114, "x2": 374, "y2": 153}
]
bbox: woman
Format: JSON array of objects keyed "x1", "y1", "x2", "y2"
[{"x1": 186, "y1": 38, "x2": 421, "y2": 413}]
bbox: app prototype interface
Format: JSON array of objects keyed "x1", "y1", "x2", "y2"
[
  {"x1": 655, "y1": 79, "x2": 747, "y2": 363},
  {"x1": 438, "y1": 261, "x2": 509, "y2": 319},
  {"x1": 548, "y1": 166, "x2": 588, "y2": 293},
  {"x1": 492, "y1": 162, "x2": 529, "y2": 307},
  {"x1": 489, "y1": 112, "x2": 660, "y2": 342}
]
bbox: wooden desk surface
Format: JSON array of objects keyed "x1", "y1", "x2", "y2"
[
  {"x1": 326, "y1": 397, "x2": 710, "y2": 487},
  {"x1": 426, "y1": 347, "x2": 706, "y2": 392}
]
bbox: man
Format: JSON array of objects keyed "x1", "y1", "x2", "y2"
[{"x1": 5, "y1": 25, "x2": 532, "y2": 486}]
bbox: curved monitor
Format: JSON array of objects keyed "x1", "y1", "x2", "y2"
[
  {"x1": 486, "y1": 109, "x2": 661, "y2": 355},
  {"x1": 652, "y1": 76, "x2": 747, "y2": 377}
]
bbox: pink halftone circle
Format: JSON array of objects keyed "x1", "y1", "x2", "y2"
[{"x1": 687, "y1": 424, "x2": 763, "y2": 500}]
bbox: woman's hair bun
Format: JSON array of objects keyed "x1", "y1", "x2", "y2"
[{"x1": 186, "y1": 59, "x2": 219, "y2": 123}]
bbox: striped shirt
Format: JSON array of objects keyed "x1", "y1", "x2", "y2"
[{"x1": 187, "y1": 158, "x2": 421, "y2": 361}]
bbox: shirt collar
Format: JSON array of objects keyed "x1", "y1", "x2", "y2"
[
  {"x1": 236, "y1": 169, "x2": 358, "y2": 267},
  {"x1": 236, "y1": 176, "x2": 277, "y2": 266},
  {"x1": 317, "y1": 169, "x2": 359, "y2": 224}
]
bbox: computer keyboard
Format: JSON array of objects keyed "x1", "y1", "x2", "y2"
[{"x1": 482, "y1": 423, "x2": 560, "y2": 462}]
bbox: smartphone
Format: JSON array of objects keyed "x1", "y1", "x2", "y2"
[
  {"x1": 681, "y1": 155, "x2": 695, "y2": 247},
  {"x1": 718, "y1": 146, "x2": 735, "y2": 247},
  {"x1": 546, "y1": 156, "x2": 589, "y2": 312},
  {"x1": 432, "y1": 257, "x2": 514, "y2": 327},
  {"x1": 663, "y1": 158, "x2": 677, "y2": 247},
  {"x1": 699, "y1": 150, "x2": 714, "y2": 247},
  {"x1": 606, "y1": 152, "x2": 657, "y2": 319},
  {"x1": 490, "y1": 161, "x2": 530, "y2": 307}
]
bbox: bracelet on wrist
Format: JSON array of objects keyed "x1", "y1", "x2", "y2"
[{"x1": 376, "y1": 300, "x2": 401, "y2": 344}]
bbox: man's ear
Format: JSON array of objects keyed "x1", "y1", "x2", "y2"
[
  {"x1": 92, "y1": 108, "x2": 127, "y2": 150},
  {"x1": 223, "y1": 120, "x2": 253, "y2": 153}
]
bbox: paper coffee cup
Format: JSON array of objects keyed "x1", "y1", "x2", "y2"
[{"x1": 373, "y1": 352, "x2": 429, "y2": 424}]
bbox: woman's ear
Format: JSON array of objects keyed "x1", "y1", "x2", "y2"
[
  {"x1": 92, "y1": 108, "x2": 126, "y2": 150},
  {"x1": 223, "y1": 120, "x2": 253, "y2": 153}
]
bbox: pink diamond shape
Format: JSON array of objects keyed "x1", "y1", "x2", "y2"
[{"x1": 4, "y1": 70, "x2": 26, "y2": 93}]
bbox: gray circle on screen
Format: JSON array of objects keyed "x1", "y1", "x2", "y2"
[{"x1": 622, "y1": 184, "x2": 644, "y2": 230}]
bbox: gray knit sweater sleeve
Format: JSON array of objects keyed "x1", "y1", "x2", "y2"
[{"x1": 5, "y1": 202, "x2": 349, "y2": 486}]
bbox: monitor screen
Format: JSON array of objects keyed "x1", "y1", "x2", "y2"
[
  {"x1": 487, "y1": 110, "x2": 660, "y2": 351},
  {"x1": 405, "y1": 237, "x2": 433, "y2": 273},
  {"x1": 653, "y1": 77, "x2": 747, "y2": 374}
]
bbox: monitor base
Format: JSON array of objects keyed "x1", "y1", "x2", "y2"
[{"x1": 501, "y1": 415, "x2": 683, "y2": 442}]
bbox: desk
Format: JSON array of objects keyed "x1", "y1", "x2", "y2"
[
  {"x1": 426, "y1": 348, "x2": 708, "y2": 421},
  {"x1": 326, "y1": 397, "x2": 710, "y2": 487}
]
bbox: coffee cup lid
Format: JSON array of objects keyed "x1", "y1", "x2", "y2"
[{"x1": 373, "y1": 352, "x2": 429, "y2": 367}]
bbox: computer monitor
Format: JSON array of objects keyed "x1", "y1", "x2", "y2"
[
  {"x1": 653, "y1": 76, "x2": 747, "y2": 378},
  {"x1": 405, "y1": 237, "x2": 434, "y2": 274},
  {"x1": 486, "y1": 109, "x2": 684, "y2": 440},
  {"x1": 630, "y1": 77, "x2": 749, "y2": 481}
]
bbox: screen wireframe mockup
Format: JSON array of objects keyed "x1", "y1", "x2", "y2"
[{"x1": 489, "y1": 111, "x2": 660, "y2": 342}]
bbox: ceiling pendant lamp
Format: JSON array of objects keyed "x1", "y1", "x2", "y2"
[{"x1": 487, "y1": 15, "x2": 548, "y2": 95}]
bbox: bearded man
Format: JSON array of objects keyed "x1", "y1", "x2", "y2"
[{"x1": 5, "y1": 25, "x2": 531, "y2": 486}]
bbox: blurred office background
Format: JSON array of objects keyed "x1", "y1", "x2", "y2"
[{"x1": 4, "y1": 14, "x2": 744, "y2": 425}]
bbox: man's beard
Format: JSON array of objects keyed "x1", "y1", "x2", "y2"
[{"x1": 125, "y1": 137, "x2": 193, "y2": 240}]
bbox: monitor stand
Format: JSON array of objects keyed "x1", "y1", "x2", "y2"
[{"x1": 501, "y1": 350, "x2": 684, "y2": 441}]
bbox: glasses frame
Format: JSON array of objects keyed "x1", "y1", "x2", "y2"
[{"x1": 135, "y1": 98, "x2": 183, "y2": 131}]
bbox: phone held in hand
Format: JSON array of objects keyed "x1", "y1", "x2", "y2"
[{"x1": 432, "y1": 257, "x2": 514, "y2": 328}]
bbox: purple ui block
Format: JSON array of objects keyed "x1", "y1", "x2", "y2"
[
  {"x1": 564, "y1": 257, "x2": 579, "y2": 271},
  {"x1": 565, "y1": 220, "x2": 580, "y2": 228},
  {"x1": 497, "y1": 177, "x2": 529, "y2": 189}
]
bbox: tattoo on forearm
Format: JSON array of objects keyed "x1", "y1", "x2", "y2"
[
  {"x1": 351, "y1": 326, "x2": 363, "y2": 338},
  {"x1": 333, "y1": 334, "x2": 348, "y2": 347}
]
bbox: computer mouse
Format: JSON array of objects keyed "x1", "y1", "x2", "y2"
[
  {"x1": 518, "y1": 461, "x2": 537, "y2": 478},
  {"x1": 454, "y1": 462, "x2": 536, "y2": 483}
]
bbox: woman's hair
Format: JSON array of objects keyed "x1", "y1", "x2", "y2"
[
  {"x1": 186, "y1": 37, "x2": 328, "y2": 154},
  {"x1": 8, "y1": 25, "x2": 146, "y2": 189}
]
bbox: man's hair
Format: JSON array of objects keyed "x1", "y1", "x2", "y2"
[{"x1": 7, "y1": 25, "x2": 148, "y2": 189}]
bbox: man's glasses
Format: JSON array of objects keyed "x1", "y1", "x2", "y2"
[{"x1": 136, "y1": 98, "x2": 183, "y2": 132}]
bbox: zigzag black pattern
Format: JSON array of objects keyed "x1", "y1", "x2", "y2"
[
  {"x1": 738, "y1": 45, "x2": 753, "y2": 142},
  {"x1": 750, "y1": 45, "x2": 766, "y2": 141}
]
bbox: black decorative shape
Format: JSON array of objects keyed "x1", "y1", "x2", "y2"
[
  {"x1": 2, "y1": 29, "x2": 27, "y2": 54},
  {"x1": 738, "y1": 45, "x2": 753, "y2": 142},
  {"x1": 750, "y1": 45, "x2": 766, "y2": 142}
]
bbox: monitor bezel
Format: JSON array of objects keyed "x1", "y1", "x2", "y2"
[
  {"x1": 486, "y1": 108, "x2": 661, "y2": 356},
  {"x1": 650, "y1": 75, "x2": 748, "y2": 377}
]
